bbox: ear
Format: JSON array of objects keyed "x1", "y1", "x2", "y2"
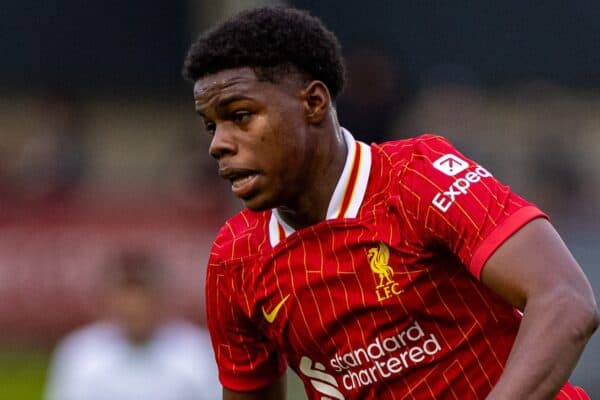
[{"x1": 301, "y1": 81, "x2": 331, "y2": 124}]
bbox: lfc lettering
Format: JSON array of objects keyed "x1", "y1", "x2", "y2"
[{"x1": 376, "y1": 282, "x2": 403, "y2": 301}]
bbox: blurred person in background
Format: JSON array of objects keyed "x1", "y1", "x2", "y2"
[
  {"x1": 183, "y1": 6, "x2": 598, "y2": 400},
  {"x1": 44, "y1": 250, "x2": 219, "y2": 400}
]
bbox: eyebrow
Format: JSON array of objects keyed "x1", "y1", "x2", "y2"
[
  {"x1": 216, "y1": 94, "x2": 253, "y2": 108},
  {"x1": 195, "y1": 94, "x2": 255, "y2": 117}
]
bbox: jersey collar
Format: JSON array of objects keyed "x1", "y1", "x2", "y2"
[{"x1": 269, "y1": 128, "x2": 372, "y2": 247}]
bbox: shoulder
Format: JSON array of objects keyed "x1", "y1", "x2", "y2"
[
  {"x1": 210, "y1": 208, "x2": 270, "y2": 264},
  {"x1": 155, "y1": 320, "x2": 211, "y2": 346},
  {"x1": 374, "y1": 134, "x2": 453, "y2": 164},
  {"x1": 55, "y1": 322, "x2": 120, "y2": 351},
  {"x1": 153, "y1": 321, "x2": 216, "y2": 370},
  {"x1": 50, "y1": 322, "x2": 122, "y2": 366},
  {"x1": 369, "y1": 134, "x2": 455, "y2": 181}
]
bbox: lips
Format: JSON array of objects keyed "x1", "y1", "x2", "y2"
[
  {"x1": 231, "y1": 173, "x2": 256, "y2": 189},
  {"x1": 219, "y1": 167, "x2": 260, "y2": 198}
]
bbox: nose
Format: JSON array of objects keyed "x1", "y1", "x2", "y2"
[{"x1": 208, "y1": 124, "x2": 236, "y2": 160}]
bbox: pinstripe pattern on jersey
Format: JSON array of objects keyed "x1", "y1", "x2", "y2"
[{"x1": 206, "y1": 132, "x2": 554, "y2": 398}]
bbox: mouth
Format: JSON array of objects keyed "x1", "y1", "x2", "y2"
[
  {"x1": 219, "y1": 167, "x2": 260, "y2": 198},
  {"x1": 231, "y1": 173, "x2": 257, "y2": 189}
]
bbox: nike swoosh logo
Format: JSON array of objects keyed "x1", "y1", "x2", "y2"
[{"x1": 262, "y1": 294, "x2": 290, "y2": 323}]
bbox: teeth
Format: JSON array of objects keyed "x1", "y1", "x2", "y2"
[{"x1": 232, "y1": 174, "x2": 255, "y2": 188}]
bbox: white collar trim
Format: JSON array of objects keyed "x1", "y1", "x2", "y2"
[{"x1": 268, "y1": 128, "x2": 372, "y2": 247}]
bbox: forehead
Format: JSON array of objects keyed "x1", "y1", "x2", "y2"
[
  {"x1": 193, "y1": 67, "x2": 304, "y2": 112},
  {"x1": 193, "y1": 67, "x2": 260, "y2": 101}
]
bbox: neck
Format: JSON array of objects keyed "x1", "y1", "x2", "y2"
[{"x1": 277, "y1": 121, "x2": 347, "y2": 230}]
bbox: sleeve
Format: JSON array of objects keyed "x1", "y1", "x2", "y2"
[
  {"x1": 162, "y1": 325, "x2": 222, "y2": 400},
  {"x1": 555, "y1": 381, "x2": 590, "y2": 400},
  {"x1": 205, "y1": 246, "x2": 287, "y2": 391},
  {"x1": 43, "y1": 338, "x2": 87, "y2": 400},
  {"x1": 395, "y1": 134, "x2": 548, "y2": 279}
]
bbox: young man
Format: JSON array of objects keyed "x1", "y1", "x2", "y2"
[{"x1": 183, "y1": 7, "x2": 598, "y2": 400}]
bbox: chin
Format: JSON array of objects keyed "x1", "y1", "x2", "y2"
[
  {"x1": 242, "y1": 192, "x2": 279, "y2": 212},
  {"x1": 243, "y1": 200, "x2": 271, "y2": 212}
]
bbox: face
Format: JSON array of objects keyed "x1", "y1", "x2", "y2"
[
  {"x1": 194, "y1": 67, "x2": 316, "y2": 211},
  {"x1": 108, "y1": 286, "x2": 161, "y2": 343}
]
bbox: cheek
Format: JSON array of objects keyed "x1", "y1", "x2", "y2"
[
  {"x1": 251, "y1": 112, "x2": 305, "y2": 166},
  {"x1": 252, "y1": 118, "x2": 284, "y2": 153}
]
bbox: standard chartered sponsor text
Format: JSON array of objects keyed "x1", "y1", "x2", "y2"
[{"x1": 330, "y1": 320, "x2": 442, "y2": 390}]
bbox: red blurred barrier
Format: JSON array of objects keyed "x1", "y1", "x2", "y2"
[{"x1": 0, "y1": 198, "x2": 223, "y2": 345}]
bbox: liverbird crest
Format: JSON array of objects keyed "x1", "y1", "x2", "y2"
[{"x1": 367, "y1": 242, "x2": 395, "y2": 288}]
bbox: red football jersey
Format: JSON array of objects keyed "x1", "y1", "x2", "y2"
[{"x1": 206, "y1": 131, "x2": 580, "y2": 399}]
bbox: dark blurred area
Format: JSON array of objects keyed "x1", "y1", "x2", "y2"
[
  {"x1": 0, "y1": 0, "x2": 188, "y2": 92},
  {"x1": 0, "y1": 1, "x2": 599, "y2": 398}
]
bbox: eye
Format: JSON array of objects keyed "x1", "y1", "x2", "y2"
[
  {"x1": 232, "y1": 111, "x2": 251, "y2": 124},
  {"x1": 204, "y1": 121, "x2": 216, "y2": 135}
]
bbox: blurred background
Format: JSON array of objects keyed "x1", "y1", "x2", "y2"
[{"x1": 1, "y1": 0, "x2": 599, "y2": 398}]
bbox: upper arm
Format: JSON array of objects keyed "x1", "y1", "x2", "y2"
[
  {"x1": 205, "y1": 249, "x2": 286, "y2": 392},
  {"x1": 480, "y1": 217, "x2": 596, "y2": 311},
  {"x1": 44, "y1": 337, "x2": 88, "y2": 400},
  {"x1": 223, "y1": 373, "x2": 286, "y2": 400}
]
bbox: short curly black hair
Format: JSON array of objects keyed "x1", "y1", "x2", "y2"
[{"x1": 182, "y1": 6, "x2": 346, "y2": 99}]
